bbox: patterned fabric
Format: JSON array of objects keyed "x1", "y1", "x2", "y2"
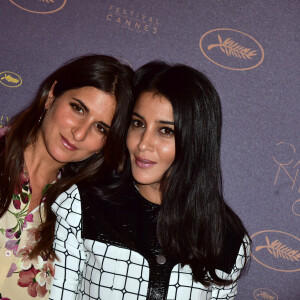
[
  {"x1": 0, "y1": 128, "x2": 57, "y2": 299},
  {"x1": 50, "y1": 185, "x2": 249, "y2": 300}
]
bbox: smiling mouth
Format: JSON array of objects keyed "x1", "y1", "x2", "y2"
[
  {"x1": 61, "y1": 135, "x2": 77, "y2": 151},
  {"x1": 135, "y1": 156, "x2": 156, "y2": 168}
]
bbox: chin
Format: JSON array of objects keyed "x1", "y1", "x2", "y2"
[
  {"x1": 133, "y1": 176, "x2": 158, "y2": 186},
  {"x1": 49, "y1": 150, "x2": 72, "y2": 164}
]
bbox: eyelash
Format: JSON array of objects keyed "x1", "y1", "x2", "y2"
[
  {"x1": 95, "y1": 123, "x2": 107, "y2": 134},
  {"x1": 131, "y1": 119, "x2": 145, "y2": 128},
  {"x1": 70, "y1": 103, "x2": 84, "y2": 114},
  {"x1": 160, "y1": 127, "x2": 174, "y2": 137},
  {"x1": 131, "y1": 119, "x2": 174, "y2": 137}
]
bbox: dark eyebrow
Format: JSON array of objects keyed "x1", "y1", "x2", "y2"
[
  {"x1": 132, "y1": 112, "x2": 174, "y2": 125},
  {"x1": 72, "y1": 98, "x2": 89, "y2": 112},
  {"x1": 133, "y1": 112, "x2": 144, "y2": 120},
  {"x1": 159, "y1": 120, "x2": 174, "y2": 125},
  {"x1": 100, "y1": 121, "x2": 111, "y2": 129}
]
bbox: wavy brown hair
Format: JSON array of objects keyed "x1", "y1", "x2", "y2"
[{"x1": 0, "y1": 54, "x2": 134, "y2": 259}]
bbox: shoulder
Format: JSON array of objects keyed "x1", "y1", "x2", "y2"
[
  {"x1": 51, "y1": 184, "x2": 82, "y2": 227},
  {"x1": 217, "y1": 226, "x2": 250, "y2": 274},
  {"x1": 214, "y1": 235, "x2": 250, "y2": 284}
]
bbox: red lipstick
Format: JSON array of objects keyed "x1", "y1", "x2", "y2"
[{"x1": 61, "y1": 135, "x2": 77, "y2": 151}]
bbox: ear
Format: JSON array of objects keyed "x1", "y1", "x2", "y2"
[{"x1": 45, "y1": 80, "x2": 57, "y2": 109}]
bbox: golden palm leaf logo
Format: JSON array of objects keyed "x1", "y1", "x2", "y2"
[
  {"x1": 207, "y1": 34, "x2": 257, "y2": 60},
  {"x1": 256, "y1": 236, "x2": 300, "y2": 262},
  {"x1": 199, "y1": 28, "x2": 264, "y2": 70},
  {"x1": 256, "y1": 291, "x2": 275, "y2": 300},
  {"x1": 0, "y1": 71, "x2": 22, "y2": 88},
  {"x1": 40, "y1": 0, "x2": 55, "y2": 3},
  {"x1": 1, "y1": 74, "x2": 19, "y2": 84},
  {"x1": 251, "y1": 230, "x2": 300, "y2": 272},
  {"x1": 253, "y1": 288, "x2": 278, "y2": 300}
]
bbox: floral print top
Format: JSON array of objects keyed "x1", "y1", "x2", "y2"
[{"x1": 0, "y1": 128, "x2": 56, "y2": 300}]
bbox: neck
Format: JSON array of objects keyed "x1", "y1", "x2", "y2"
[
  {"x1": 135, "y1": 182, "x2": 162, "y2": 205},
  {"x1": 24, "y1": 131, "x2": 64, "y2": 185}
]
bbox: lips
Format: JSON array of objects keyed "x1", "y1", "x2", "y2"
[
  {"x1": 135, "y1": 156, "x2": 156, "y2": 168},
  {"x1": 61, "y1": 135, "x2": 77, "y2": 151}
]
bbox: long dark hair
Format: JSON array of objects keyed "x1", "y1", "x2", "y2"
[
  {"x1": 0, "y1": 54, "x2": 134, "y2": 258},
  {"x1": 125, "y1": 61, "x2": 250, "y2": 286}
]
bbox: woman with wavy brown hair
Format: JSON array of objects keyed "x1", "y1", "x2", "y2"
[{"x1": 0, "y1": 54, "x2": 133, "y2": 299}]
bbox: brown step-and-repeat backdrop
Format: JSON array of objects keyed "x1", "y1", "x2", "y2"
[{"x1": 1, "y1": 1, "x2": 299, "y2": 299}]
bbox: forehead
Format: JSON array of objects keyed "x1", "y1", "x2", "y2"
[
  {"x1": 134, "y1": 91, "x2": 173, "y2": 120},
  {"x1": 66, "y1": 86, "x2": 115, "y2": 104}
]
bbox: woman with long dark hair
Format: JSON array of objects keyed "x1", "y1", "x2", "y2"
[
  {"x1": 50, "y1": 61, "x2": 250, "y2": 299},
  {"x1": 0, "y1": 55, "x2": 133, "y2": 299}
]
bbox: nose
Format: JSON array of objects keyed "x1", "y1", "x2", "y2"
[
  {"x1": 71, "y1": 122, "x2": 90, "y2": 142},
  {"x1": 138, "y1": 130, "x2": 154, "y2": 151}
]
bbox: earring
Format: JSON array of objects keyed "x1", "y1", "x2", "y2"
[{"x1": 38, "y1": 109, "x2": 46, "y2": 124}]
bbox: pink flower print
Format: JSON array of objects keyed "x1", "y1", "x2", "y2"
[
  {"x1": 14, "y1": 230, "x2": 21, "y2": 239},
  {"x1": 36, "y1": 261, "x2": 54, "y2": 289},
  {"x1": 13, "y1": 199, "x2": 21, "y2": 209},
  {"x1": 20, "y1": 170, "x2": 29, "y2": 186},
  {"x1": 23, "y1": 213, "x2": 34, "y2": 229},
  {"x1": 5, "y1": 228, "x2": 15, "y2": 239},
  {"x1": 5, "y1": 239, "x2": 19, "y2": 255},
  {"x1": 18, "y1": 267, "x2": 47, "y2": 298},
  {"x1": 7, "y1": 263, "x2": 17, "y2": 277},
  {"x1": 16, "y1": 247, "x2": 43, "y2": 270},
  {"x1": 21, "y1": 194, "x2": 29, "y2": 204}
]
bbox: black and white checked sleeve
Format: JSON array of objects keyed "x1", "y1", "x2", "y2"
[
  {"x1": 49, "y1": 184, "x2": 86, "y2": 300},
  {"x1": 210, "y1": 236, "x2": 251, "y2": 299}
]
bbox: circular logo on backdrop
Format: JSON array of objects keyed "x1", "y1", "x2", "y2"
[
  {"x1": 0, "y1": 71, "x2": 22, "y2": 88},
  {"x1": 199, "y1": 28, "x2": 264, "y2": 71},
  {"x1": 292, "y1": 199, "x2": 300, "y2": 216},
  {"x1": 9, "y1": 0, "x2": 67, "y2": 14},
  {"x1": 251, "y1": 230, "x2": 300, "y2": 272},
  {"x1": 253, "y1": 288, "x2": 278, "y2": 300}
]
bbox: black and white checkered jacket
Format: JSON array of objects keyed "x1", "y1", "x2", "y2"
[{"x1": 49, "y1": 184, "x2": 249, "y2": 300}]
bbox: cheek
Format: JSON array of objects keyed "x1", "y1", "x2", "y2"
[
  {"x1": 47, "y1": 103, "x2": 76, "y2": 128},
  {"x1": 87, "y1": 135, "x2": 105, "y2": 153},
  {"x1": 126, "y1": 130, "x2": 137, "y2": 154},
  {"x1": 42, "y1": 111, "x2": 55, "y2": 135},
  {"x1": 160, "y1": 143, "x2": 176, "y2": 165}
]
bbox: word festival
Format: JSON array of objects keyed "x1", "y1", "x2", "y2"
[{"x1": 107, "y1": 5, "x2": 159, "y2": 34}]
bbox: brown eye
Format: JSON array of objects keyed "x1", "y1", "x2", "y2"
[
  {"x1": 131, "y1": 119, "x2": 144, "y2": 128},
  {"x1": 160, "y1": 127, "x2": 174, "y2": 137},
  {"x1": 70, "y1": 103, "x2": 84, "y2": 114},
  {"x1": 95, "y1": 123, "x2": 106, "y2": 134}
]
